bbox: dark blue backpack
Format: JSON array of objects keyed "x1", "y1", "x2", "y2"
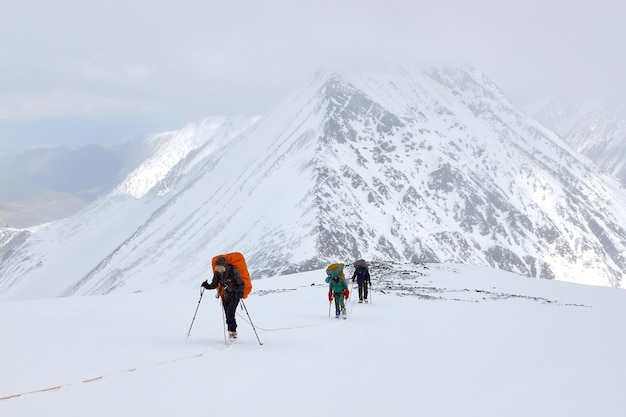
[{"x1": 355, "y1": 266, "x2": 369, "y2": 282}]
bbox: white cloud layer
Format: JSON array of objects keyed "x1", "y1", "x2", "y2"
[{"x1": 2, "y1": 0, "x2": 625, "y2": 149}]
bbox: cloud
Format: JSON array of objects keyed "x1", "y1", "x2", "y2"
[
  {"x1": 60, "y1": 59, "x2": 156, "y2": 86},
  {"x1": 0, "y1": 90, "x2": 163, "y2": 120},
  {"x1": 2, "y1": 0, "x2": 626, "y2": 148}
]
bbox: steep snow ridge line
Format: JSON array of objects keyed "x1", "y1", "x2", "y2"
[
  {"x1": 61, "y1": 144, "x2": 252, "y2": 295},
  {"x1": 61, "y1": 197, "x2": 181, "y2": 296},
  {"x1": 113, "y1": 116, "x2": 254, "y2": 199}
]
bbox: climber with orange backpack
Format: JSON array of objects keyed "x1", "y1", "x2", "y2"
[{"x1": 201, "y1": 254, "x2": 248, "y2": 339}]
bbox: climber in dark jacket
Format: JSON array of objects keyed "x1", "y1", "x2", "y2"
[
  {"x1": 201, "y1": 256, "x2": 244, "y2": 338},
  {"x1": 351, "y1": 265, "x2": 371, "y2": 303}
]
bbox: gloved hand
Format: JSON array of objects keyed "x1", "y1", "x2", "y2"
[
  {"x1": 201, "y1": 280, "x2": 210, "y2": 289},
  {"x1": 343, "y1": 289, "x2": 349, "y2": 299},
  {"x1": 328, "y1": 291, "x2": 333, "y2": 301},
  {"x1": 352, "y1": 278, "x2": 355, "y2": 282}
]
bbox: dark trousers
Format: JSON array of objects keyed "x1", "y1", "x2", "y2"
[
  {"x1": 358, "y1": 282, "x2": 369, "y2": 300},
  {"x1": 222, "y1": 296, "x2": 241, "y2": 332}
]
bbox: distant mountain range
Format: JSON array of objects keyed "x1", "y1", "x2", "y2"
[
  {"x1": 526, "y1": 95, "x2": 626, "y2": 187},
  {"x1": 0, "y1": 142, "x2": 143, "y2": 228},
  {"x1": 1, "y1": 65, "x2": 626, "y2": 301}
]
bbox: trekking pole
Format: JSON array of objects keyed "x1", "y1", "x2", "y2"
[
  {"x1": 350, "y1": 279, "x2": 356, "y2": 304},
  {"x1": 240, "y1": 299, "x2": 263, "y2": 345},
  {"x1": 328, "y1": 300, "x2": 332, "y2": 317},
  {"x1": 220, "y1": 295, "x2": 228, "y2": 344},
  {"x1": 186, "y1": 288, "x2": 205, "y2": 339},
  {"x1": 350, "y1": 279, "x2": 357, "y2": 310}
]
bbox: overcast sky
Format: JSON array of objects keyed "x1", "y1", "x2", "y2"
[{"x1": 1, "y1": 0, "x2": 625, "y2": 153}]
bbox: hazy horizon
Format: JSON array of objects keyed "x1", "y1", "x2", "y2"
[{"x1": 2, "y1": 0, "x2": 625, "y2": 152}]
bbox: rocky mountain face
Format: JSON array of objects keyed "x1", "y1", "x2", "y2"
[
  {"x1": 1, "y1": 66, "x2": 626, "y2": 301},
  {"x1": 527, "y1": 95, "x2": 626, "y2": 187}
]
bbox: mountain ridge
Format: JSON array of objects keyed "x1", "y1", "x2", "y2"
[
  {"x1": 1, "y1": 65, "x2": 625, "y2": 301},
  {"x1": 527, "y1": 95, "x2": 626, "y2": 187}
]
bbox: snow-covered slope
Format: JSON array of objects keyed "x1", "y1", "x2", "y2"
[
  {"x1": 113, "y1": 115, "x2": 258, "y2": 199},
  {"x1": 0, "y1": 116, "x2": 256, "y2": 300},
  {"x1": 1, "y1": 264, "x2": 625, "y2": 417},
  {"x1": 1, "y1": 65, "x2": 626, "y2": 301}
]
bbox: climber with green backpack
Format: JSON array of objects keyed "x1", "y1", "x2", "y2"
[{"x1": 326, "y1": 263, "x2": 349, "y2": 319}]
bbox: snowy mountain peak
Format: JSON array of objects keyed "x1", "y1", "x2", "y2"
[{"x1": 2, "y1": 65, "x2": 626, "y2": 301}]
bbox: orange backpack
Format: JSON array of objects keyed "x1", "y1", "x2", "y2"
[{"x1": 211, "y1": 252, "x2": 252, "y2": 299}]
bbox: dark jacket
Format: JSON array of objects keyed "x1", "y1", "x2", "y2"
[
  {"x1": 351, "y1": 266, "x2": 371, "y2": 285},
  {"x1": 204, "y1": 265, "x2": 245, "y2": 299}
]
